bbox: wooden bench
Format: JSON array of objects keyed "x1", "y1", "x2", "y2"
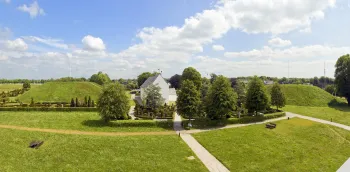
[
  {"x1": 266, "y1": 123, "x2": 276, "y2": 129},
  {"x1": 29, "y1": 141, "x2": 44, "y2": 149}
]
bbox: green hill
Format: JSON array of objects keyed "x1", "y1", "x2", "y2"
[
  {"x1": 18, "y1": 82, "x2": 102, "y2": 103},
  {"x1": 267, "y1": 84, "x2": 344, "y2": 107}
]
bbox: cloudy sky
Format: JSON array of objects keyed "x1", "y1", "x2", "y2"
[{"x1": 0, "y1": 0, "x2": 349, "y2": 79}]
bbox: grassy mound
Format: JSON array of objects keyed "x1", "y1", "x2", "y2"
[
  {"x1": 267, "y1": 84, "x2": 344, "y2": 107},
  {"x1": 193, "y1": 118, "x2": 350, "y2": 171},
  {"x1": 18, "y1": 82, "x2": 102, "y2": 103}
]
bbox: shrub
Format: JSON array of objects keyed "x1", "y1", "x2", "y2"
[{"x1": 98, "y1": 82, "x2": 130, "y2": 122}]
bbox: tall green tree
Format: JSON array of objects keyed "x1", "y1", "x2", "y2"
[
  {"x1": 97, "y1": 82, "x2": 130, "y2": 122},
  {"x1": 181, "y1": 67, "x2": 202, "y2": 90},
  {"x1": 23, "y1": 80, "x2": 31, "y2": 90},
  {"x1": 325, "y1": 84, "x2": 337, "y2": 95},
  {"x1": 169, "y1": 74, "x2": 181, "y2": 89},
  {"x1": 177, "y1": 80, "x2": 201, "y2": 123},
  {"x1": 335, "y1": 54, "x2": 350, "y2": 105},
  {"x1": 205, "y1": 76, "x2": 237, "y2": 120},
  {"x1": 89, "y1": 71, "x2": 111, "y2": 85},
  {"x1": 137, "y1": 72, "x2": 156, "y2": 87},
  {"x1": 245, "y1": 76, "x2": 269, "y2": 115},
  {"x1": 201, "y1": 77, "x2": 211, "y2": 100},
  {"x1": 142, "y1": 84, "x2": 165, "y2": 109},
  {"x1": 70, "y1": 98, "x2": 75, "y2": 107},
  {"x1": 234, "y1": 80, "x2": 247, "y2": 108},
  {"x1": 270, "y1": 82, "x2": 286, "y2": 110}
]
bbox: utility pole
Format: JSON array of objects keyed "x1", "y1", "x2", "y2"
[{"x1": 288, "y1": 61, "x2": 290, "y2": 83}]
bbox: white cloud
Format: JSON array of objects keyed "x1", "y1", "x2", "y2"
[
  {"x1": 17, "y1": 1, "x2": 45, "y2": 18},
  {"x1": 2, "y1": 0, "x2": 10, "y2": 4},
  {"x1": 212, "y1": 44, "x2": 225, "y2": 51},
  {"x1": 219, "y1": 0, "x2": 335, "y2": 34},
  {"x1": 4, "y1": 38, "x2": 28, "y2": 51},
  {"x1": 22, "y1": 36, "x2": 69, "y2": 50},
  {"x1": 268, "y1": 37, "x2": 292, "y2": 47},
  {"x1": 224, "y1": 45, "x2": 350, "y2": 60},
  {"x1": 82, "y1": 35, "x2": 106, "y2": 51}
]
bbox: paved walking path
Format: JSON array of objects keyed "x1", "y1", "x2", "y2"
[
  {"x1": 186, "y1": 113, "x2": 295, "y2": 134},
  {"x1": 128, "y1": 106, "x2": 136, "y2": 120},
  {"x1": 0, "y1": 124, "x2": 175, "y2": 136},
  {"x1": 286, "y1": 112, "x2": 350, "y2": 131},
  {"x1": 338, "y1": 158, "x2": 350, "y2": 172},
  {"x1": 173, "y1": 113, "x2": 229, "y2": 172}
]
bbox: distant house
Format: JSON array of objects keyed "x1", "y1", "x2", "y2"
[
  {"x1": 264, "y1": 80, "x2": 274, "y2": 85},
  {"x1": 137, "y1": 74, "x2": 177, "y2": 105}
]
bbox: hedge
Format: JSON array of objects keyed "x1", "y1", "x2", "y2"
[
  {"x1": 0, "y1": 107, "x2": 98, "y2": 112},
  {"x1": 182, "y1": 112, "x2": 286, "y2": 129}
]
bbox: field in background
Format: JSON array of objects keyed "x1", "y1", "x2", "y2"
[
  {"x1": 193, "y1": 118, "x2": 350, "y2": 171},
  {"x1": 18, "y1": 82, "x2": 102, "y2": 103},
  {"x1": 0, "y1": 84, "x2": 41, "y2": 93}
]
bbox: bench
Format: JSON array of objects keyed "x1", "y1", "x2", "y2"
[
  {"x1": 29, "y1": 141, "x2": 44, "y2": 149},
  {"x1": 266, "y1": 123, "x2": 277, "y2": 129}
]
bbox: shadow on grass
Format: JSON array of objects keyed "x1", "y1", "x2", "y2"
[
  {"x1": 328, "y1": 98, "x2": 350, "y2": 112},
  {"x1": 81, "y1": 119, "x2": 174, "y2": 131}
]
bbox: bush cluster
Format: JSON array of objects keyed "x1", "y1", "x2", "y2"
[{"x1": 134, "y1": 103, "x2": 175, "y2": 119}]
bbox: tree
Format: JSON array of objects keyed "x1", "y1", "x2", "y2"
[
  {"x1": 142, "y1": 84, "x2": 165, "y2": 109},
  {"x1": 23, "y1": 80, "x2": 31, "y2": 90},
  {"x1": 70, "y1": 98, "x2": 75, "y2": 107},
  {"x1": 335, "y1": 54, "x2": 350, "y2": 105},
  {"x1": 270, "y1": 82, "x2": 286, "y2": 110},
  {"x1": 137, "y1": 72, "x2": 154, "y2": 87},
  {"x1": 91, "y1": 100, "x2": 95, "y2": 107},
  {"x1": 210, "y1": 73, "x2": 217, "y2": 84},
  {"x1": 89, "y1": 71, "x2": 111, "y2": 85},
  {"x1": 75, "y1": 97, "x2": 79, "y2": 107},
  {"x1": 176, "y1": 80, "x2": 201, "y2": 124},
  {"x1": 325, "y1": 84, "x2": 337, "y2": 96},
  {"x1": 234, "y1": 80, "x2": 247, "y2": 109},
  {"x1": 245, "y1": 76, "x2": 269, "y2": 115},
  {"x1": 181, "y1": 67, "x2": 202, "y2": 90},
  {"x1": 88, "y1": 96, "x2": 92, "y2": 107},
  {"x1": 84, "y1": 96, "x2": 88, "y2": 107},
  {"x1": 169, "y1": 74, "x2": 181, "y2": 89},
  {"x1": 97, "y1": 82, "x2": 130, "y2": 122},
  {"x1": 201, "y1": 77, "x2": 211, "y2": 100},
  {"x1": 205, "y1": 76, "x2": 237, "y2": 120},
  {"x1": 30, "y1": 97, "x2": 35, "y2": 107}
]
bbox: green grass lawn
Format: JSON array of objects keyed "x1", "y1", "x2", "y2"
[
  {"x1": 0, "y1": 129, "x2": 206, "y2": 171},
  {"x1": 0, "y1": 111, "x2": 173, "y2": 132},
  {"x1": 266, "y1": 84, "x2": 344, "y2": 107},
  {"x1": 18, "y1": 82, "x2": 102, "y2": 103},
  {"x1": 0, "y1": 84, "x2": 41, "y2": 93},
  {"x1": 283, "y1": 105, "x2": 350, "y2": 126},
  {"x1": 193, "y1": 118, "x2": 350, "y2": 172}
]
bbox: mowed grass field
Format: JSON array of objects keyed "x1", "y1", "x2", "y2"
[
  {"x1": 0, "y1": 111, "x2": 173, "y2": 132},
  {"x1": 266, "y1": 84, "x2": 344, "y2": 107},
  {"x1": 0, "y1": 84, "x2": 41, "y2": 93},
  {"x1": 0, "y1": 129, "x2": 207, "y2": 171},
  {"x1": 18, "y1": 82, "x2": 102, "y2": 103},
  {"x1": 193, "y1": 118, "x2": 350, "y2": 172},
  {"x1": 283, "y1": 105, "x2": 350, "y2": 126}
]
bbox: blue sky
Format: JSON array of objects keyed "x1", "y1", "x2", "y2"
[{"x1": 0, "y1": 0, "x2": 350, "y2": 79}]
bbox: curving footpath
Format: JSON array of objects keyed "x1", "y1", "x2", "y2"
[
  {"x1": 174, "y1": 112, "x2": 230, "y2": 172},
  {"x1": 0, "y1": 124, "x2": 175, "y2": 136}
]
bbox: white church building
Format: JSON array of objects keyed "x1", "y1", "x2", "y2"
[{"x1": 136, "y1": 74, "x2": 177, "y2": 105}]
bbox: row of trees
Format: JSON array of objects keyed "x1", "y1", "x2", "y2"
[
  {"x1": 70, "y1": 96, "x2": 95, "y2": 107},
  {"x1": 176, "y1": 67, "x2": 286, "y2": 124}
]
